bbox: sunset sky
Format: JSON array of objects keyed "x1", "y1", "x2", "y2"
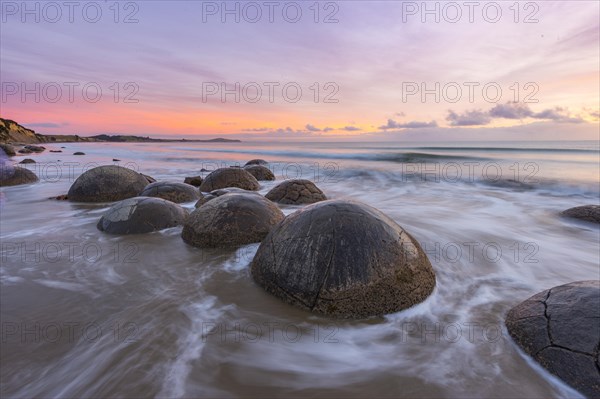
[{"x1": 1, "y1": 1, "x2": 598, "y2": 140}]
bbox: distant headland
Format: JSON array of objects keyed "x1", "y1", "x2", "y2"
[{"x1": 0, "y1": 118, "x2": 241, "y2": 144}]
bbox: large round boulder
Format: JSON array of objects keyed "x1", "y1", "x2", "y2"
[
  {"x1": 199, "y1": 168, "x2": 260, "y2": 192},
  {"x1": 182, "y1": 193, "x2": 284, "y2": 248},
  {"x1": 265, "y1": 179, "x2": 326, "y2": 205},
  {"x1": 0, "y1": 164, "x2": 38, "y2": 186},
  {"x1": 97, "y1": 197, "x2": 187, "y2": 235},
  {"x1": 68, "y1": 165, "x2": 150, "y2": 202},
  {"x1": 245, "y1": 159, "x2": 268, "y2": 166},
  {"x1": 560, "y1": 205, "x2": 600, "y2": 224},
  {"x1": 140, "y1": 181, "x2": 200, "y2": 203},
  {"x1": 506, "y1": 281, "x2": 600, "y2": 398},
  {"x1": 244, "y1": 165, "x2": 275, "y2": 181},
  {"x1": 251, "y1": 200, "x2": 436, "y2": 318}
]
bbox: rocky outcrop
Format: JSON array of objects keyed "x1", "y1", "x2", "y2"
[
  {"x1": 0, "y1": 118, "x2": 45, "y2": 143},
  {"x1": 506, "y1": 281, "x2": 600, "y2": 398}
]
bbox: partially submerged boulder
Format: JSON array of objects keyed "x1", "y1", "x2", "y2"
[
  {"x1": 0, "y1": 165, "x2": 39, "y2": 187},
  {"x1": 19, "y1": 158, "x2": 35, "y2": 164},
  {"x1": 68, "y1": 165, "x2": 150, "y2": 202},
  {"x1": 245, "y1": 159, "x2": 268, "y2": 166},
  {"x1": 506, "y1": 281, "x2": 600, "y2": 398},
  {"x1": 140, "y1": 181, "x2": 200, "y2": 203},
  {"x1": 265, "y1": 179, "x2": 326, "y2": 205},
  {"x1": 561, "y1": 205, "x2": 600, "y2": 224},
  {"x1": 182, "y1": 193, "x2": 284, "y2": 248},
  {"x1": 199, "y1": 167, "x2": 260, "y2": 192},
  {"x1": 194, "y1": 187, "x2": 261, "y2": 208},
  {"x1": 0, "y1": 143, "x2": 16, "y2": 156},
  {"x1": 251, "y1": 200, "x2": 436, "y2": 318},
  {"x1": 244, "y1": 165, "x2": 275, "y2": 181},
  {"x1": 97, "y1": 196, "x2": 187, "y2": 234},
  {"x1": 184, "y1": 176, "x2": 203, "y2": 187}
]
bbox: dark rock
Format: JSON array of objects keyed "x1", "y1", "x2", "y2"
[
  {"x1": 245, "y1": 159, "x2": 268, "y2": 166},
  {"x1": 182, "y1": 193, "x2": 284, "y2": 248},
  {"x1": 184, "y1": 176, "x2": 203, "y2": 187},
  {"x1": 199, "y1": 167, "x2": 260, "y2": 192},
  {"x1": 19, "y1": 158, "x2": 35, "y2": 164},
  {"x1": 113, "y1": 158, "x2": 121, "y2": 162},
  {"x1": 97, "y1": 196, "x2": 187, "y2": 235},
  {"x1": 50, "y1": 150, "x2": 62, "y2": 153},
  {"x1": 140, "y1": 181, "x2": 200, "y2": 203},
  {"x1": 141, "y1": 174, "x2": 156, "y2": 184},
  {"x1": 68, "y1": 165, "x2": 150, "y2": 202},
  {"x1": 24, "y1": 145, "x2": 45, "y2": 153},
  {"x1": 561, "y1": 205, "x2": 600, "y2": 224},
  {"x1": 251, "y1": 200, "x2": 436, "y2": 318},
  {"x1": 73, "y1": 152, "x2": 85, "y2": 155},
  {"x1": 244, "y1": 165, "x2": 275, "y2": 181},
  {"x1": 200, "y1": 168, "x2": 209, "y2": 172},
  {"x1": 194, "y1": 187, "x2": 261, "y2": 208},
  {"x1": 506, "y1": 281, "x2": 600, "y2": 398},
  {"x1": 18, "y1": 149, "x2": 32, "y2": 154},
  {"x1": 265, "y1": 179, "x2": 326, "y2": 205},
  {"x1": 0, "y1": 143, "x2": 16, "y2": 156},
  {"x1": 50, "y1": 194, "x2": 69, "y2": 200},
  {"x1": 0, "y1": 165, "x2": 39, "y2": 186}
]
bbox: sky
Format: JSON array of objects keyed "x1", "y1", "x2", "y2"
[{"x1": 1, "y1": 0, "x2": 599, "y2": 141}]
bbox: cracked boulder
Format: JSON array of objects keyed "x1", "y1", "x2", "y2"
[
  {"x1": 506, "y1": 280, "x2": 600, "y2": 398},
  {"x1": 97, "y1": 196, "x2": 187, "y2": 234},
  {"x1": 199, "y1": 167, "x2": 260, "y2": 192},
  {"x1": 265, "y1": 179, "x2": 327, "y2": 205},
  {"x1": 243, "y1": 165, "x2": 275, "y2": 181},
  {"x1": 140, "y1": 181, "x2": 200, "y2": 203},
  {"x1": 561, "y1": 205, "x2": 600, "y2": 224},
  {"x1": 0, "y1": 164, "x2": 39, "y2": 187},
  {"x1": 68, "y1": 165, "x2": 151, "y2": 202},
  {"x1": 182, "y1": 193, "x2": 284, "y2": 248},
  {"x1": 250, "y1": 200, "x2": 436, "y2": 319}
]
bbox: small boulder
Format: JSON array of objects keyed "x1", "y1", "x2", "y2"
[
  {"x1": 50, "y1": 150, "x2": 62, "y2": 153},
  {"x1": 506, "y1": 281, "x2": 600, "y2": 398},
  {"x1": 73, "y1": 152, "x2": 85, "y2": 155},
  {"x1": 19, "y1": 158, "x2": 36, "y2": 164},
  {"x1": 182, "y1": 193, "x2": 284, "y2": 248},
  {"x1": 199, "y1": 167, "x2": 260, "y2": 192},
  {"x1": 113, "y1": 158, "x2": 121, "y2": 162},
  {"x1": 0, "y1": 143, "x2": 16, "y2": 156},
  {"x1": 244, "y1": 165, "x2": 275, "y2": 181},
  {"x1": 194, "y1": 187, "x2": 261, "y2": 208},
  {"x1": 97, "y1": 197, "x2": 187, "y2": 235},
  {"x1": 68, "y1": 165, "x2": 150, "y2": 202},
  {"x1": 560, "y1": 205, "x2": 600, "y2": 224},
  {"x1": 265, "y1": 179, "x2": 326, "y2": 205},
  {"x1": 140, "y1": 181, "x2": 200, "y2": 203},
  {"x1": 18, "y1": 148, "x2": 32, "y2": 154},
  {"x1": 245, "y1": 159, "x2": 268, "y2": 166},
  {"x1": 0, "y1": 165, "x2": 39, "y2": 186},
  {"x1": 251, "y1": 200, "x2": 436, "y2": 318},
  {"x1": 25, "y1": 145, "x2": 45, "y2": 153},
  {"x1": 184, "y1": 176, "x2": 203, "y2": 187}
]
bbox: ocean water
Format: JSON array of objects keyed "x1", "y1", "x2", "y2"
[{"x1": 1, "y1": 140, "x2": 598, "y2": 398}]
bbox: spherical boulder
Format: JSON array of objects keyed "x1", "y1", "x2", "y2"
[
  {"x1": 68, "y1": 165, "x2": 150, "y2": 202},
  {"x1": 245, "y1": 159, "x2": 268, "y2": 166},
  {"x1": 265, "y1": 179, "x2": 326, "y2": 205},
  {"x1": 97, "y1": 196, "x2": 188, "y2": 235},
  {"x1": 0, "y1": 165, "x2": 38, "y2": 186},
  {"x1": 199, "y1": 168, "x2": 259, "y2": 192},
  {"x1": 506, "y1": 281, "x2": 600, "y2": 398},
  {"x1": 251, "y1": 200, "x2": 436, "y2": 318},
  {"x1": 244, "y1": 165, "x2": 275, "y2": 181},
  {"x1": 19, "y1": 158, "x2": 35, "y2": 164},
  {"x1": 182, "y1": 193, "x2": 284, "y2": 248},
  {"x1": 560, "y1": 205, "x2": 600, "y2": 224},
  {"x1": 140, "y1": 181, "x2": 200, "y2": 203}
]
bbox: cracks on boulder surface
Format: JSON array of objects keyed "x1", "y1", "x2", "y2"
[
  {"x1": 311, "y1": 214, "x2": 336, "y2": 310},
  {"x1": 543, "y1": 288, "x2": 553, "y2": 346}
]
